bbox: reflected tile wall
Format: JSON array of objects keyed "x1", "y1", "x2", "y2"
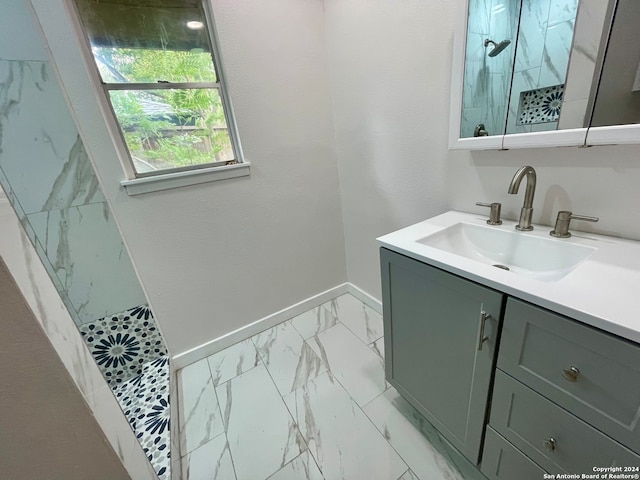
[
  {"x1": 0, "y1": 57, "x2": 146, "y2": 326},
  {"x1": 28, "y1": 203, "x2": 146, "y2": 324},
  {"x1": 461, "y1": 0, "x2": 519, "y2": 138},
  {"x1": 0, "y1": 61, "x2": 105, "y2": 214},
  {"x1": 506, "y1": 0, "x2": 578, "y2": 134}
]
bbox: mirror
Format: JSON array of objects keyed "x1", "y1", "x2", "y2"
[
  {"x1": 590, "y1": 0, "x2": 640, "y2": 127},
  {"x1": 456, "y1": 0, "x2": 638, "y2": 144}
]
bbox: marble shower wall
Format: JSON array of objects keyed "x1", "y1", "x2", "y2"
[
  {"x1": 0, "y1": 10, "x2": 145, "y2": 325},
  {"x1": 461, "y1": 0, "x2": 520, "y2": 138},
  {"x1": 506, "y1": 0, "x2": 579, "y2": 134}
]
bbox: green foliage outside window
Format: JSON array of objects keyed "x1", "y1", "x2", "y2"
[{"x1": 98, "y1": 47, "x2": 233, "y2": 172}]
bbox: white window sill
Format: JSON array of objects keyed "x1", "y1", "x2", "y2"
[{"x1": 120, "y1": 162, "x2": 250, "y2": 195}]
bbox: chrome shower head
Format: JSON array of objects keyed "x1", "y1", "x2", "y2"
[{"x1": 484, "y1": 38, "x2": 511, "y2": 57}]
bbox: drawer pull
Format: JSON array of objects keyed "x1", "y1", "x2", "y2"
[
  {"x1": 478, "y1": 311, "x2": 491, "y2": 351},
  {"x1": 543, "y1": 437, "x2": 557, "y2": 452},
  {"x1": 562, "y1": 366, "x2": 580, "y2": 382}
]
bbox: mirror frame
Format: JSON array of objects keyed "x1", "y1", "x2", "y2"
[{"x1": 449, "y1": 0, "x2": 640, "y2": 150}]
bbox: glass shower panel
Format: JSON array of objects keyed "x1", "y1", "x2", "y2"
[
  {"x1": 505, "y1": 0, "x2": 580, "y2": 134},
  {"x1": 461, "y1": 0, "x2": 521, "y2": 138}
]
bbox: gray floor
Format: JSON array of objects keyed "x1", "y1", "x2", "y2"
[{"x1": 177, "y1": 293, "x2": 483, "y2": 480}]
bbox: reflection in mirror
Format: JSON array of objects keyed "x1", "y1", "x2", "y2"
[
  {"x1": 505, "y1": 0, "x2": 579, "y2": 135},
  {"x1": 461, "y1": 1, "x2": 520, "y2": 138},
  {"x1": 459, "y1": 0, "x2": 604, "y2": 139},
  {"x1": 591, "y1": 0, "x2": 640, "y2": 127}
]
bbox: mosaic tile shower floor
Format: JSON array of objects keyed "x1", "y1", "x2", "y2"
[
  {"x1": 177, "y1": 294, "x2": 485, "y2": 480},
  {"x1": 80, "y1": 305, "x2": 170, "y2": 479}
]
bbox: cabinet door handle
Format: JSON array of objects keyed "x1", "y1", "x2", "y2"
[
  {"x1": 478, "y1": 311, "x2": 491, "y2": 351},
  {"x1": 544, "y1": 437, "x2": 557, "y2": 452},
  {"x1": 562, "y1": 366, "x2": 580, "y2": 382}
]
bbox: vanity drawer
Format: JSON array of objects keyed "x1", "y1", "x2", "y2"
[
  {"x1": 481, "y1": 426, "x2": 546, "y2": 480},
  {"x1": 498, "y1": 298, "x2": 640, "y2": 454},
  {"x1": 490, "y1": 370, "x2": 640, "y2": 474}
]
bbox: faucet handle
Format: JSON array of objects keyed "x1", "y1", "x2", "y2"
[
  {"x1": 550, "y1": 211, "x2": 598, "y2": 238},
  {"x1": 476, "y1": 202, "x2": 502, "y2": 225}
]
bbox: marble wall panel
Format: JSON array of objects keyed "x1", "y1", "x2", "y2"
[
  {"x1": 468, "y1": 0, "x2": 491, "y2": 35},
  {"x1": 27, "y1": 202, "x2": 146, "y2": 324},
  {"x1": 0, "y1": 1, "x2": 49, "y2": 61},
  {"x1": 462, "y1": 0, "x2": 518, "y2": 138},
  {"x1": 0, "y1": 60, "x2": 105, "y2": 215},
  {"x1": 461, "y1": 107, "x2": 485, "y2": 138},
  {"x1": 506, "y1": 68, "x2": 538, "y2": 134},
  {"x1": 515, "y1": 0, "x2": 551, "y2": 73},
  {"x1": 506, "y1": 0, "x2": 577, "y2": 134},
  {"x1": 538, "y1": 19, "x2": 575, "y2": 86},
  {"x1": 548, "y1": 0, "x2": 579, "y2": 25}
]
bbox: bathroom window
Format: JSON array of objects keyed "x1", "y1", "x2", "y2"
[{"x1": 72, "y1": 0, "x2": 243, "y2": 184}]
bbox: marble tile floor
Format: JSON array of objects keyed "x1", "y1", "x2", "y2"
[{"x1": 177, "y1": 293, "x2": 486, "y2": 480}]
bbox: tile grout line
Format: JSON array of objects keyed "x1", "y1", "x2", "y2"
[
  {"x1": 179, "y1": 293, "x2": 385, "y2": 480},
  {"x1": 356, "y1": 387, "x2": 416, "y2": 478},
  {"x1": 302, "y1": 300, "x2": 412, "y2": 477},
  {"x1": 249, "y1": 332, "x2": 320, "y2": 480},
  {"x1": 323, "y1": 294, "x2": 385, "y2": 351},
  {"x1": 205, "y1": 352, "x2": 241, "y2": 480}
]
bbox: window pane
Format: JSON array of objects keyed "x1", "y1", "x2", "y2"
[
  {"x1": 74, "y1": 0, "x2": 217, "y2": 83},
  {"x1": 109, "y1": 88, "x2": 234, "y2": 174}
]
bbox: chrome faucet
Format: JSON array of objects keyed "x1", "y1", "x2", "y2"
[{"x1": 508, "y1": 166, "x2": 537, "y2": 231}]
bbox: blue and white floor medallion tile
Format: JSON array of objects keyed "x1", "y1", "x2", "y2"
[
  {"x1": 112, "y1": 373, "x2": 145, "y2": 432},
  {"x1": 80, "y1": 304, "x2": 167, "y2": 386},
  {"x1": 111, "y1": 356, "x2": 171, "y2": 479},
  {"x1": 517, "y1": 84, "x2": 565, "y2": 125},
  {"x1": 138, "y1": 394, "x2": 171, "y2": 480}
]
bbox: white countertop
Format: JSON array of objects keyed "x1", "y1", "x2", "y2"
[{"x1": 377, "y1": 211, "x2": 640, "y2": 344}]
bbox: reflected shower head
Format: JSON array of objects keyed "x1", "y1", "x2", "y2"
[{"x1": 484, "y1": 38, "x2": 511, "y2": 57}]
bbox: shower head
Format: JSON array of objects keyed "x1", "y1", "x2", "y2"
[{"x1": 484, "y1": 38, "x2": 511, "y2": 57}]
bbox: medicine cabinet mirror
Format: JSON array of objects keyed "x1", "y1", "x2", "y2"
[{"x1": 450, "y1": 0, "x2": 640, "y2": 150}]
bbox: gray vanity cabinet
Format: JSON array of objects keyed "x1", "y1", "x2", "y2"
[
  {"x1": 498, "y1": 298, "x2": 640, "y2": 455},
  {"x1": 380, "y1": 248, "x2": 504, "y2": 463}
]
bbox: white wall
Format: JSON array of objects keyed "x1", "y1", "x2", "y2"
[
  {"x1": 325, "y1": 0, "x2": 452, "y2": 299},
  {"x1": 325, "y1": 0, "x2": 640, "y2": 299},
  {"x1": 33, "y1": 0, "x2": 347, "y2": 356},
  {"x1": 33, "y1": 0, "x2": 640, "y2": 351}
]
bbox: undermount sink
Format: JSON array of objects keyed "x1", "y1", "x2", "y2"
[{"x1": 417, "y1": 222, "x2": 596, "y2": 281}]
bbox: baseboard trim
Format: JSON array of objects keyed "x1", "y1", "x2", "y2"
[
  {"x1": 172, "y1": 283, "x2": 350, "y2": 369},
  {"x1": 346, "y1": 283, "x2": 382, "y2": 314}
]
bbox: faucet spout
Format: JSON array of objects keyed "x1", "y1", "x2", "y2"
[{"x1": 508, "y1": 166, "x2": 537, "y2": 231}]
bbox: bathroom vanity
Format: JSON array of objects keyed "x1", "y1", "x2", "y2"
[{"x1": 378, "y1": 211, "x2": 640, "y2": 479}]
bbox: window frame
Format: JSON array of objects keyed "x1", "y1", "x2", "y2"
[{"x1": 69, "y1": 0, "x2": 247, "y2": 193}]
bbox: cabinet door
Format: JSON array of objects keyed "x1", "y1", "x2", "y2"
[
  {"x1": 380, "y1": 248, "x2": 504, "y2": 463},
  {"x1": 481, "y1": 427, "x2": 547, "y2": 480}
]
